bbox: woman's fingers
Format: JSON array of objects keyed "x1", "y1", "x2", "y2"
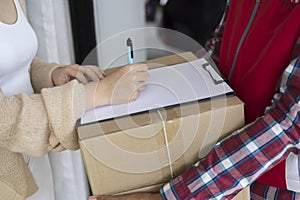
[
  {"x1": 65, "y1": 64, "x2": 105, "y2": 83},
  {"x1": 81, "y1": 67, "x2": 101, "y2": 82},
  {"x1": 136, "y1": 71, "x2": 149, "y2": 82},
  {"x1": 101, "y1": 64, "x2": 149, "y2": 105},
  {"x1": 86, "y1": 63, "x2": 150, "y2": 109},
  {"x1": 84, "y1": 65, "x2": 106, "y2": 80},
  {"x1": 138, "y1": 83, "x2": 147, "y2": 91},
  {"x1": 135, "y1": 63, "x2": 148, "y2": 72},
  {"x1": 65, "y1": 66, "x2": 89, "y2": 84},
  {"x1": 130, "y1": 91, "x2": 140, "y2": 101}
]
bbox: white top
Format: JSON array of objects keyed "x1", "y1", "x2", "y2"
[
  {"x1": 0, "y1": 2, "x2": 52, "y2": 200},
  {"x1": 0, "y1": 0, "x2": 37, "y2": 96}
]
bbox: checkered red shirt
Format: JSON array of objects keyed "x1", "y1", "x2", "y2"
[
  {"x1": 160, "y1": 57, "x2": 300, "y2": 199},
  {"x1": 161, "y1": 0, "x2": 300, "y2": 198}
]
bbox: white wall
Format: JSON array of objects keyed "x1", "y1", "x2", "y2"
[
  {"x1": 25, "y1": 1, "x2": 90, "y2": 200},
  {"x1": 25, "y1": 0, "x2": 75, "y2": 64},
  {"x1": 92, "y1": 0, "x2": 146, "y2": 69}
]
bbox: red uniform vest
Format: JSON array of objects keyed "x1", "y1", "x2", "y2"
[{"x1": 218, "y1": 0, "x2": 300, "y2": 190}]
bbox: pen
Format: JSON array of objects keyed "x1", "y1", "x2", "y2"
[{"x1": 127, "y1": 38, "x2": 134, "y2": 64}]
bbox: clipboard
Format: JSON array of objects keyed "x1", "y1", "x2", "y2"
[{"x1": 80, "y1": 58, "x2": 233, "y2": 125}]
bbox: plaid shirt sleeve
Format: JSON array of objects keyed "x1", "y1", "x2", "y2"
[{"x1": 160, "y1": 56, "x2": 300, "y2": 199}]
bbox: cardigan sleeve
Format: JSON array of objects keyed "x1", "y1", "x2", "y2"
[
  {"x1": 0, "y1": 80, "x2": 86, "y2": 157},
  {"x1": 29, "y1": 57, "x2": 64, "y2": 93}
]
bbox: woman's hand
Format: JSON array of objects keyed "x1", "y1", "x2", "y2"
[
  {"x1": 52, "y1": 64, "x2": 106, "y2": 86},
  {"x1": 85, "y1": 63, "x2": 149, "y2": 110}
]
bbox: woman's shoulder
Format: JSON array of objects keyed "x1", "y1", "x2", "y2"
[{"x1": 17, "y1": 0, "x2": 27, "y2": 16}]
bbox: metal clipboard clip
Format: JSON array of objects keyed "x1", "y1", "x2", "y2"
[{"x1": 202, "y1": 63, "x2": 224, "y2": 85}]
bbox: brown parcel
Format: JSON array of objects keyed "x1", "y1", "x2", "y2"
[{"x1": 77, "y1": 52, "x2": 247, "y2": 198}]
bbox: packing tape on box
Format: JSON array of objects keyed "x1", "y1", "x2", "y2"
[
  {"x1": 156, "y1": 109, "x2": 174, "y2": 179},
  {"x1": 153, "y1": 106, "x2": 201, "y2": 180}
]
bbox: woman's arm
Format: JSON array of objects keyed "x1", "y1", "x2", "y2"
[
  {"x1": 0, "y1": 80, "x2": 85, "y2": 156},
  {"x1": 29, "y1": 57, "x2": 105, "y2": 92},
  {"x1": 2, "y1": 62, "x2": 148, "y2": 157}
]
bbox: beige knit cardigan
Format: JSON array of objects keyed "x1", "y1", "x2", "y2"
[{"x1": 0, "y1": 2, "x2": 86, "y2": 198}]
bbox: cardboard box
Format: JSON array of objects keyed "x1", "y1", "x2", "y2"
[{"x1": 77, "y1": 53, "x2": 246, "y2": 197}]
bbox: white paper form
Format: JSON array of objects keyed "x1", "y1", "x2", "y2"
[{"x1": 80, "y1": 58, "x2": 233, "y2": 125}]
